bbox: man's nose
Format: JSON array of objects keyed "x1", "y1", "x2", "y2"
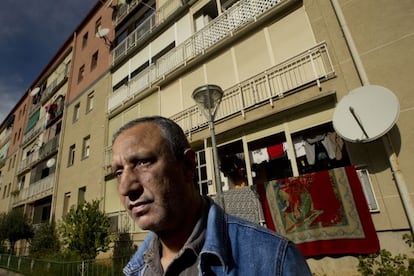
[{"x1": 118, "y1": 167, "x2": 143, "y2": 199}]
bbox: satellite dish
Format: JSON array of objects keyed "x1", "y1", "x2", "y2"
[
  {"x1": 30, "y1": 87, "x2": 40, "y2": 96},
  {"x1": 96, "y1": 28, "x2": 110, "y2": 38},
  {"x1": 46, "y1": 158, "x2": 56, "y2": 168},
  {"x1": 333, "y1": 85, "x2": 400, "y2": 143}
]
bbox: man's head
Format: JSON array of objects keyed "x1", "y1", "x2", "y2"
[{"x1": 111, "y1": 116, "x2": 200, "y2": 234}]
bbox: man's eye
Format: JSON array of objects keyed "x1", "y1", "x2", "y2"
[
  {"x1": 114, "y1": 169, "x2": 123, "y2": 177},
  {"x1": 134, "y1": 158, "x2": 154, "y2": 166}
]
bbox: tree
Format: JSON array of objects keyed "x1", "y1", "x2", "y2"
[
  {"x1": 59, "y1": 200, "x2": 111, "y2": 260},
  {"x1": 29, "y1": 221, "x2": 61, "y2": 258},
  {"x1": 0, "y1": 209, "x2": 34, "y2": 254}
]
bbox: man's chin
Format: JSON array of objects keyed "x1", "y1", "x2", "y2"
[{"x1": 134, "y1": 216, "x2": 158, "y2": 232}]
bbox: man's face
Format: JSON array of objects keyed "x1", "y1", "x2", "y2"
[{"x1": 111, "y1": 122, "x2": 193, "y2": 233}]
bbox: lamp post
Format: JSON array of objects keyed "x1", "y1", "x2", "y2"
[{"x1": 192, "y1": 84, "x2": 225, "y2": 209}]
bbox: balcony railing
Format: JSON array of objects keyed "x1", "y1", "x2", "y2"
[
  {"x1": 113, "y1": 0, "x2": 140, "y2": 26},
  {"x1": 108, "y1": 0, "x2": 283, "y2": 112},
  {"x1": 113, "y1": 0, "x2": 184, "y2": 64},
  {"x1": 39, "y1": 134, "x2": 60, "y2": 159},
  {"x1": 22, "y1": 116, "x2": 47, "y2": 146},
  {"x1": 12, "y1": 173, "x2": 55, "y2": 205},
  {"x1": 17, "y1": 149, "x2": 40, "y2": 173},
  {"x1": 40, "y1": 70, "x2": 67, "y2": 104},
  {"x1": 172, "y1": 42, "x2": 334, "y2": 133}
]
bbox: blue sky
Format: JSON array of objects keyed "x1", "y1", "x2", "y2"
[{"x1": 0, "y1": 0, "x2": 97, "y2": 124}]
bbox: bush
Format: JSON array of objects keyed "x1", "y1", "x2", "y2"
[
  {"x1": 29, "y1": 221, "x2": 61, "y2": 258},
  {"x1": 358, "y1": 234, "x2": 414, "y2": 275}
]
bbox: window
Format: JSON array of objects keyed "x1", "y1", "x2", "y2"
[
  {"x1": 82, "y1": 32, "x2": 89, "y2": 48},
  {"x1": 91, "y1": 51, "x2": 99, "y2": 71},
  {"x1": 68, "y1": 144, "x2": 76, "y2": 166},
  {"x1": 193, "y1": 1, "x2": 218, "y2": 31},
  {"x1": 73, "y1": 103, "x2": 80, "y2": 122},
  {"x1": 7, "y1": 183, "x2": 11, "y2": 198},
  {"x1": 78, "y1": 186, "x2": 86, "y2": 204},
  {"x1": 196, "y1": 149, "x2": 209, "y2": 195},
  {"x1": 95, "y1": 17, "x2": 102, "y2": 35},
  {"x1": 109, "y1": 216, "x2": 119, "y2": 233},
  {"x1": 78, "y1": 65, "x2": 85, "y2": 83},
  {"x1": 357, "y1": 168, "x2": 380, "y2": 212},
  {"x1": 86, "y1": 91, "x2": 95, "y2": 112},
  {"x1": 82, "y1": 136, "x2": 91, "y2": 159},
  {"x1": 63, "y1": 192, "x2": 71, "y2": 216}
]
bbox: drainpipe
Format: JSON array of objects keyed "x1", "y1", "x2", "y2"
[{"x1": 330, "y1": 0, "x2": 414, "y2": 235}]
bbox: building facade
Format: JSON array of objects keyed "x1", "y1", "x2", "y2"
[{"x1": 1, "y1": 0, "x2": 413, "y2": 274}]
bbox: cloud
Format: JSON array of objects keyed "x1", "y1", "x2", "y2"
[
  {"x1": 0, "y1": 78, "x2": 25, "y2": 123},
  {"x1": 0, "y1": 0, "x2": 96, "y2": 124}
]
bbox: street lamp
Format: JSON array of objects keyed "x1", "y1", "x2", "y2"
[{"x1": 192, "y1": 84, "x2": 225, "y2": 209}]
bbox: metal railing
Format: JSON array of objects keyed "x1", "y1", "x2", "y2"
[
  {"x1": 112, "y1": 0, "x2": 184, "y2": 64},
  {"x1": 0, "y1": 254, "x2": 129, "y2": 276},
  {"x1": 22, "y1": 117, "x2": 45, "y2": 145},
  {"x1": 40, "y1": 71, "x2": 68, "y2": 104},
  {"x1": 113, "y1": 0, "x2": 140, "y2": 25},
  {"x1": 12, "y1": 173, "x2": 55, "y2": 205},
  {"x1": 108, "y1": 0, "x2": 283, "y2": 112},
  {"x1": 39, "y1": 135, "x2": 60, "y2": 159},
  {"x1": 173, "y1": 42, "x2": 334, "y2": 132},
  {"x1": 17, "y1": 149, "x2": 40, "y2": 173}
]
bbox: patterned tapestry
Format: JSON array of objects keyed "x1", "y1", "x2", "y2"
[{"x1": 256, "y1": 166, "x2": 379, "y2": 257}]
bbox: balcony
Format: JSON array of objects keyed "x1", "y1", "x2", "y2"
[
  {"x1": 17, "y1": 149, "x2": 40, "y2": 173},
  {"x1": 113, "y1": 0, "x2": 141, "y2": 26},
  {"x1": 40, "y1": 71, "x2": 68, "y2": 105},
  {"x1": 39, "y1": 135, "x2": 60, "y2": 159},
  {"x1": 171, "y1": 42, "x2": 334, "y2": 133},
  {"x1": 105, "y1": 42, "x2": 335, "y2": 170},
  {"x1": 113, "y1": 0, "x2": 184, "y2": 65},
  {"x1": 12, "y1": 173, "x2": 55, "y2": 205},
  {"x1": 22, "y1": 117, "x2": 45, "y2": 146},
  {"x1": 108, "y1": 0, "x2": 284, "y2": 112}
]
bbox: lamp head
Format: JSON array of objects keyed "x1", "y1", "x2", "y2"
[{"x1": 192, "y1": 84, "x2": 224, "y2": 111}]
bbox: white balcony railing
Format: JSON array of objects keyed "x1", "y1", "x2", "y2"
[
  {"x1": 12, "y1": 173, "x2": 55, "y2": 205},
  {"x1": 17, "y1": 149, "x2": 40, "y2": 173},
  {"x1": 22, "y1": 117, "x2": 46, "y2": 145},
  {"x1": 112, "y1": 0, "x2": 184, "y2": 64},
  {"x1": 108, "y1": 0, "x2": 283, "y2": 112},
  {"x1": 173, "y1": 42, "x2": 334, "y2": 133},
  {"x1": 40, "y1": 70, "x2": 67, "y2": 104}
]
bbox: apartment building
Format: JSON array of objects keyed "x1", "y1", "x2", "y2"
[
  {"x1": 0, "y1": 0, "x2": 413, "y2": 274},
  {"x1": 103, "y1": 0, "x2": 414, "y2": 274},
  {"x1": 0, "y1": 95, "x2": 30, "y2": 214},
  {"x1": 53, "y1": 2, "x2": 113, "y2": 221}
]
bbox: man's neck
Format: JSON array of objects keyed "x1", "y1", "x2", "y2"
[{"x1": 158, "y1": 195, "x2": 204, "y2": 270}]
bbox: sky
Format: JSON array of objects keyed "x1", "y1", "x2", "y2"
[{"x1": 0, "y1": 0, "x2": 97, "y2": 124}]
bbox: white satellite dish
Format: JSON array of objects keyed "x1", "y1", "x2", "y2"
[
  {"x1": 333, "y1": 85, "x2": 400, "y2": 143},
  {"x1": 96, "y1": 28, "x2": 110, "y2": 38},
  {"x1": 46, "y1": 158, "x2": 56, "y2": 168},
  {"x1": 30, "y1": 87, "x2": 40, "y2": 96}
]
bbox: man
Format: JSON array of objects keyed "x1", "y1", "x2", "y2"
[{"x1": 112, "y1": 116, "x2": 311, "y2": 275}]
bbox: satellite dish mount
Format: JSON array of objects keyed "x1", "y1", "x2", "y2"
[{"x1": 96, "y1": 28, "x2": 112, "y2": 47}]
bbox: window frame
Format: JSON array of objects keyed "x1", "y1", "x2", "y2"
[
  {"x1": 82, "y1": 136, "x2": 91, "y2": 159},
  {"x1": 68, "y1": 144, "x2": 76, "y2": 166}
]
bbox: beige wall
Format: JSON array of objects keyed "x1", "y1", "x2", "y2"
[{"x1": 54, "y1": 74, "x2": 111, "y2": 221}]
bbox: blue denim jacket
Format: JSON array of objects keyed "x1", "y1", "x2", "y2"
[{"x1": 124, "y1": 199, "x2": 311, "y2": 275}]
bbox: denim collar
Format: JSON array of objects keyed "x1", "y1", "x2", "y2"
[
  {"x1": 123, "y1": 197, "x2": 231, "y2": 275},
  {"x1": 199, "y1": 197, "x2": 231, "y2": 273}
]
